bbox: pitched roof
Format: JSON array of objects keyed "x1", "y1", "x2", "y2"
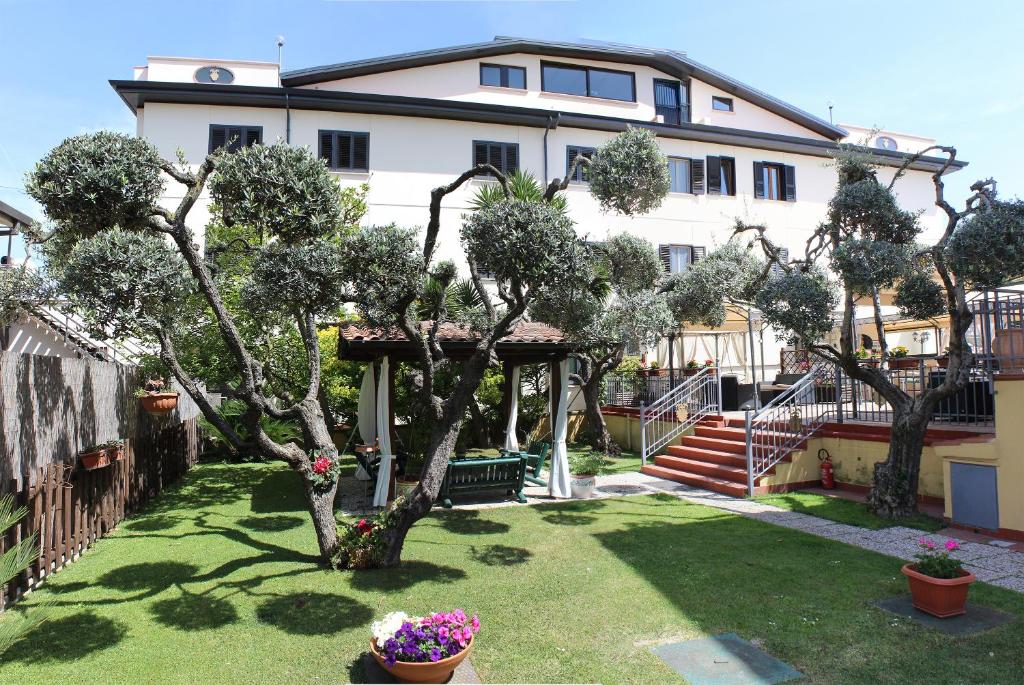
[
  {"x1": 340, "y1": 320, "x2": 565, "y2": 344},
  {"x1": 281, "y1": 36, "x2": 847, "y2": 141}
]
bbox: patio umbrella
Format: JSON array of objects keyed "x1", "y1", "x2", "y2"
[{"x1": 373, "y1": 356, "x2": 394, "y2": 507}]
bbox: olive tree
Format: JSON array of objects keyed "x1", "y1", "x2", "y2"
[
  {"x1": 27, "y1": 126, "x2": 669, "y2": 568},
  {"x1": 531, "y1": 232, "x2": 671, "y2": 453},
  {"x1": 738, "y1": 147, "x2": 1024, "y2": 518}
]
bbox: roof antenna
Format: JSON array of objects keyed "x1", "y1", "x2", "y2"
[
  {"x1": 827, "y1": 100, "x2": 834, "y2": 125},
  {"x1": 277, "y1": 36, "x2": 285, "y2": 84}
]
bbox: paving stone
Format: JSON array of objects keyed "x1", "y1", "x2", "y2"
[
  {"x1": 872, "y1": 596, "x2": 1015, "y2": 636},
  {"x1": 964, "y1": 553, "x2": 1024, "y2": 576},
  {"x1": 962, "y1": 564, "x2": 1013, "y2": 582},
  {"x1": 951, "y1": 542, "x2": 1016, "y2": 563},
  {"x1": 989, "y1": 575, "x2": 1024, "y2": 592},
  {"x1": 651, "y1": 633, "x2": 802, "y2": 685},
  {"x1": 807, "y1": 523, "x2": 866, "y2": 539},
  {"x1": 851, "y1": 537, "x2": 922, "y2": 561},
  {"x1": 872, "y1": 526, "x2": 934, "y2": 542}
]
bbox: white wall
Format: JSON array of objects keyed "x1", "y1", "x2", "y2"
[
  {"x1": 4, "y1": 312, "x2": 84, "y2": 358},
  {"x1": 140, "y1": 56, "x2": 279, "y2": 86}
]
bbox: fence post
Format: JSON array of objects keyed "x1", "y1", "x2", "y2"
[
  {"x1": 834, "y1": 364, "x2": 843, "y2": 424},
  {"x1": 716, "y1": 367, "x2": 723, "y2": 414},
  {"x1": 744, "y1": 409, "x2": 755, "y2": 496},
  {"x1": 639, "y1": 402, "x2": 647, "y2": 466}
]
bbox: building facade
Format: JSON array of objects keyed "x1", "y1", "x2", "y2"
[{"x1": 111, "y1": 37, "x2": 966, "y2": 378}]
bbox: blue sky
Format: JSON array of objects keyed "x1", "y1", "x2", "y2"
[{"x1": 2, "y1": 0, "x2": 1022, "y2": 258}]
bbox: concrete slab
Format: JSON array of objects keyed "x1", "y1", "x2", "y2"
[
  {"x1": 651, "y1": 633, "x2": 802, "y2": 685},
  {"x1": 872, "y1": 596, "x2": 1015, "y2": 636}
]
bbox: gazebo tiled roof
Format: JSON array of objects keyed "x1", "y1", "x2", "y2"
[{"x1": 336, "y1": 321, "x2": 571, "y2": 362}]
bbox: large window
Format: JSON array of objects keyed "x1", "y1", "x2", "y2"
[
  {"x1": 541, "y1": 62, "x2": 635, "y2": 102},
  {"x1": 208, "y1": 125, "x2": 262, "y2": 153},
  {"x1": 707, "y1": 156, "x2": 736, "y2": 196},
  {"x1": 754, "y1": 161, "x2": 796, "y2": 201},
  {"x1": 566, "y1": 146, "x2": 596, "y2": 183},
  {"x1": 654, "y1": 79, "x2": 688, "y2": 124},
  {"x1": 667, "y1": 157, "x2": 706, "y2": 194},
  {"x1": 480, "y1": 63, "x2": 526, "y2": 89},
  {"x1": 659, "y1": 244, "x2": 706, "y2": 274},
  {"x1": 473, "y1": 140, "x2": 520, "y2": 176},
  {"x1": 319, "y1": 130, "x2": 369, "y2": 171}
]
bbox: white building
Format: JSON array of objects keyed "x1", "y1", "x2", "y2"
[{"x1": 111, "y1": 37, "x2": 965, "y2": 381}]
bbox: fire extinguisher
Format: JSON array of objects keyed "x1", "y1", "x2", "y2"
[{"x1": 818, "y1": 448, "x2": 835, "y2": 489}]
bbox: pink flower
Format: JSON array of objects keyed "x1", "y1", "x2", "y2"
[
  {"x1": 312, "y1": 456, "x2": 331, "y2": 475},
  {"x1": 471, "y1": 615, "x2": 480, "y2": 632},
  {"x1": 945, "y1": 540, "x2": 960, "y2": 552},
  {"x1": 453, "y1": 609, "x2": 466, "y2": 623},
  {"x1": 461, "y1": 627, "x2": 473, "y2": 642},
  {"x1": 438, "y1": 626, "x2": 449, "y2": 640}
]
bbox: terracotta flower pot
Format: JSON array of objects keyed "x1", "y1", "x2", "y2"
[
  {"x1": 936, "y1": 356, "x2": 950, "y2": 369},
  {"x1": 370, "y1": 635, "x2": 473, "y2": 684},
  {"x1": 901, "y1": 564, "x2": 976, "y2": 617},
  {"x1": 80, "y1": 449, "x2": 111, "y2": 470},
  {"x1": 110, "y1": 444, "x2": 125, "y2": 461},
  {"x1": 395, "y1": 479, "x2": 419, "y2": 499},
  {"x1": 890, "y1": 357, "x2": 918, "y2": 370},
  {"x1": 140, "y1": 392, "x2": 179, "y2": 415}
]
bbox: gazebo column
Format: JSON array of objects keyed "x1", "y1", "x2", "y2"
[
  {"x1": 548, "y1": 358, "x2": 572, "y2": 498},
  {"x1": 503, "y1": 361, "x2": 520, "y2": 453}
]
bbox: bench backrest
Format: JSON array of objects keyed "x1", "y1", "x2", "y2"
[{"x1": 446, "y1": 456, "x2": 525, "y2": 486}]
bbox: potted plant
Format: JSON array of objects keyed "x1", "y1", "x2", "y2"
[
  {"x1": 683, "y1": 359, "x2": 700, "y2": 376},
  {"x1": 890, "y1": 345, "x2": 918, "y2": 370},
  {"x1": 645, "y1": 360, "x2": 661, "y2": 377},
  {"x1": 370, "y1": 609, "x2": 480, "y2": 684},
  {"x1": 78, "y1": 443, "x2": 112, "y2": 470},
  {"x1": 854, "y1": 346, "x2": 881, "y2": 367},
  {"x1": 568, "y1": 451, "x2": 603, "y2": 499},
  {"x1": 396, "y1": 454, "x2": 423, "y2": 498},
  {"x1": 137, "y1": 377, "x2": 179, "y2": 415},
  {"x1": 105, "y1": 439, "x2": 126, "y2": 461},
  {"x1": 702, "y1": 358, "x2": 716, "y2": 374},
  {"x1": 901, "y1": 537, "x2": 976, "y2": 617}
]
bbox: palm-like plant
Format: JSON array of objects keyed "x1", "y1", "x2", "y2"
[
  {"x1": 469, "y1": 170, "x2": 568, "y2": 213},
  {"x1": 0, "y1": 494, "x2": 47, "y2": 655}
]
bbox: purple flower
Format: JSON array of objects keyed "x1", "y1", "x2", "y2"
[{"x1": 429, "y1": 647, "x2": 442, "y2": 662}]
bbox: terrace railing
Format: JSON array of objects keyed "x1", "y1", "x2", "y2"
[{"x1": 640, "y1": 367, "x2": 721, "y2": 465}]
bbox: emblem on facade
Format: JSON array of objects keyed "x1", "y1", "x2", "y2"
[{"x1": 194, "y1": 66, "x2": 235, "y2": 85}]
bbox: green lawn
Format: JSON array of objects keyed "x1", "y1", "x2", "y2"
[
  {"x1": 3, "y1": 461, "x2": 1022, "y2": 684},
  {"x1": 755, "y1": 492, "x2": 945, "y2": 532},
  {"x1": 461, "y1": 444, "x2": 642, "y2": 475}
]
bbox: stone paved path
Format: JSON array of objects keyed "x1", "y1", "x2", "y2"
[{"x1": 339, "y1": 469, "x2": 1024, "y2": 594}]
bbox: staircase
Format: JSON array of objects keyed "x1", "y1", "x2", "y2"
[{"x1": 640, "y1": 416, "x2": 801, "y2": 496}]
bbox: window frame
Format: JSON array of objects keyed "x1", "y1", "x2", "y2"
[
  {"x1": 654, "y1": 78, "x2": 690, "y2": 124},
  {"x1": 763, "y1": 163, "x2": 783, "y2": 201},
  {"x1": 712, "y1": 96, "x2": 735, "y2": 112},
  {"x1": 707, "y1": 156, "x2": 736, "y2": 196},
  {"x1": 667, "y1": 157, "x2": 693, "y2": 194},
  {"x1": 208, "y1": 124, "x2": 263, "y2": 154},
  {"x1": 540, "y1": 60, "x2": 637, "y2": 102},
  {"x1": 318, "y1": 129, "x2": 370, "y2": 172},
  {"x1": 472, "y1": 140, "x2": 520, "y2": 177},
  {"x1": 565, "y1": 145, "x2": 597, "y2": 183},
  {"x1": 479, "y1": 63, "x2": 527, "y2": 90}
]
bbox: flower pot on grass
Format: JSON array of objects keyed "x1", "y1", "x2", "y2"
[
  {"x1": 370, "y1": 635, "x2": 473, "y2": 684},
  {"x1": 568, "y1": 451, "x2": 603, "y2": 499},
  {"x1": 902, "y1": 537, "x2": 975, "y2": 617},
  {"x1": 370, "y1": 609, "x2": 480, "y2": 684}
]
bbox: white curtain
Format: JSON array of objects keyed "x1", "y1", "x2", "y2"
[
  {"x1": 504, "y1": 366, "x2": 520, "y2": 453},
  {"x1": 373, "y1": 357, "x2": 394, "y2": 507},
  {"x1": 355, "y1": 364, "x2": 376, "y2": 480},
  {"x1": 548, "y1": 359, "x2": 572, "y2": 498}
]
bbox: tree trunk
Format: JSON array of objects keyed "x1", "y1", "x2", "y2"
[
  {"x1": 582, "y1": 377, "x2": 619, "y2": 455},
  {"x1": 302, "y1": 475, "x2": 341, "y2": 564},
  {"x1": 467, "y1": 398, "x2": 490, "y2": 448},
  {"x1": 866, "y1": 406, "x2": 928, "y2": 519}
]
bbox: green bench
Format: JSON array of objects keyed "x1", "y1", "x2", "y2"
[
  {"x1": 439, "y1": 455, "x2": 528, "y2": 508},
  {"x1": 502, "y1": 441, "x2": 550, "y2": 487}
]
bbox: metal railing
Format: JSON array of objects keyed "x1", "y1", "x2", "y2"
[
  {"x1": 603, "y1": 374, "x2": 673, "y2": 407},
  {"x1": 744, "y1": 363, "x2": 834, "y2": 494},
  {"x1": 640, "y1": 367, "x2": 721, "y2": 464}
]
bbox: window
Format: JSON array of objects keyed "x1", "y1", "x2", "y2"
[
  {"x1": 667, "y1": 157, "x2": 706, "y2": 194},
  {"x1": 754, "y1": 162, "x2": 796, "y2": 201},
  {"x1": 480, "y1": 63, "x2": 526, "y2": 89},
  {"x1": 319, "y1": 130, "x2": 369, "y2": 171},
  {"x1": 712, "y1": 96, "x2": 734, "y2": 112},
  {"x1": 707, "y1": 156, "x2": 736, "y2": 196},
  {"x1": 209, "y1": 125, "x2": 262, "y2": 153},
  {"x1": 566, "y1": 145, "x2": 596, "y2": 183},
  {"x1": 472, "y1": 140, "x2": 519, "y2": 176},
  {"x1": 659, "y1": 244, "x2": 706, "y2": 274},
  {"x1": 770, "y1": 247, "x2": 790, "y2": 278},
  {"x1": 541, "y1": 62, "x2": 635, "y2": 102},
  {"x1": 654, "y1": 79, "x2": 688, "y2": 124}
]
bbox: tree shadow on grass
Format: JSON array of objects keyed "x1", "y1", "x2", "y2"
[
  {"x1": 434, "y1": 510, "x2": 510, "y2": 535},
  {"x1": 150, "y1": 591, "x2": 240, "y2": 631},
  {"x1": 236, "y1": 514, "x2": 305, "y2": 533},
  {"x1": 348, "y1": 561, "x2": 467, "y2": 592},
  {"x1": 256, "y1": 592, "x2": 373, "y2": 635},
  {"x1": 4, "y1": 612, "x2": 127, "y2": 663},
  {"x1": 470, "y1": 544, "x2": 532, "y2": 566},
  {"x1": 122, "y1": 514, "x2": 183, "y2": 532},
  {"x1": 540, "y1": 511, "x2": 598, "y2": 526},
  {"x1": 249, "y1": 468, "x2": 306, "y2": 514},
  {"x1": 97, "y1": 561, "x2": 200, "y2": 593}
]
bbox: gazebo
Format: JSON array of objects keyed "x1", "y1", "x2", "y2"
[{"x1": 336, "y1": 321, "x2": 576, "y2": 506}]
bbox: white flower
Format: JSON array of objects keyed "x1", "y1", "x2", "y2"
[{"x1": 371, "y1": 611, "x2": 410, "y2": 644}]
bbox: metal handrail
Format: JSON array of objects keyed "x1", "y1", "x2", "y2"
[
  {"x1": 744, "y1": 363, "x2": 832, "y2": 494},
  {"x1": 640, "y1": 367, "x2": 722, "y2": 464}
]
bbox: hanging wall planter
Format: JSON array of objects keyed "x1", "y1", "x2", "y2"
[
  {"x1": 79, "y1": 446, "x2": 112, "y2": 470},
  {"x1": 137, "y1": 377, "x2": 179, "y2": 415}
]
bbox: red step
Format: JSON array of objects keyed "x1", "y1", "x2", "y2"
[
  {"x1": 665, "y1": 444, "x2": 747, "y2": 468},
  {"x1": 641, "y1": 465, "x2": 749, "y2": 497},
  {"x1": 653, "y1": 455, "x2": 752, "y2": 484},
  {"x1": 677, "y1": 434, "x2": 747, "y2": 455}
]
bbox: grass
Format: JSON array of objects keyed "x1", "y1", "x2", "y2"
[
  {"x1": 3, "y1": 460, "x2": 1022, "y2": 684},
  {"x1": 461, "y1": 444, "x2": 642, "y2": 475},
  {"x1": 755, "y1": 492, "x2": 945, "y2": 532}
]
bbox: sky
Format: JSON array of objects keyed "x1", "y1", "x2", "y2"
[{"x1": 2, "y1": 0, "x2": 1023, "y2": 259}]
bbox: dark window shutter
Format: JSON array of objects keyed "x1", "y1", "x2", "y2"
[
  {"x1": 706, "y1": 156, "x2": 722, "y2": 195},
  {"x1": 473, "y1": 142, "x2": 488, "y2": 169},
  {"x1": 504, "y1": 144, "x2": 519, "y2": 173},
  {"x1": 771, "y1": 247, "x2": 790, "y2": 277},
  {"x1": 319, "y1": 131, "x2": 334, "y2": 167},
  {"x1": 566, "y1": 146, "x2": 578, "y2": 181},
  {"x1": 352, "y1": 134, "x2": 369, "y2": 170},
  {"x1": 784, "y1": 165, "x2": 797, "y2": 201},
  {"x1": 244, "y1": 127, "x2": 261, "y2": 147},
  {"x1": 209, "y1": 127, "x2": 227, "y2": 153},
  {"x1": 691, "y1": 246, "x2": 706, "y2": 262},
  {"x1": 336, "y1": 134, "x2": 351, "y2": 169},
  {"x1": 690, "y1": 158, "x2": 705, "y2": 194},
  {"x1": 753, "y1": 161, "x2": 765, "y2": 199},
  {"x1": 659, "y1": 244, "x2": 671, "y2": 272}
]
